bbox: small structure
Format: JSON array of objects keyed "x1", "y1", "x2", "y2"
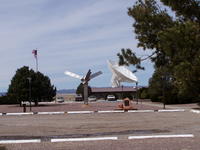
[{"x1": 118, "y1": 97, "x2": 136, "y2": 111}]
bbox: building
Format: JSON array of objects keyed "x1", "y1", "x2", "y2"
[
  {"x1": 56, "y1": 93, "x2": 76, "y2": 102},
  {"x1": 56, "y1": 86, "x2": 141, "y2": 101},
  {"x1": 91, "y1": 86, "x2": 138, "y2": 100}
]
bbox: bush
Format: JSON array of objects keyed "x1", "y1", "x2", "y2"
[{"x1": 0, "y1": 96, "x2": 17, "y2": 105}]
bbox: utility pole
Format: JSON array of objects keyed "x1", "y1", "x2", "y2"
[
  {"x1": 136, "y1": 82, "x2": 138, "y2": 104},
  {"x1": 121, "y1": 85, "x2": 123, "y2": 99},
  {"x1": 27, "y1": 77, "x2": 32, "y2": 111},
  {"x1": 83, "y1": 82, "x2": 89, "y2": 105}
]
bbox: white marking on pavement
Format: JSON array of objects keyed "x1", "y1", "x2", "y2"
[
  {"x1": 37, "y1": 112, "x2": 65, "y2": 115},
  {"x1": 158, "y1": 109, "x2": 185, "y2": 112},
  {"x1": 0, "y1": 139, "x2": 41, "y2": 144},
  {"x1": 128, "y1": 110, "x2": 154, "y2": 113},
  {"x1": 128, "y1": 134, "x2": 194, "y2": 140},
  {"x1": 67, "y1": 111, "x2": 94, "y2": 114},
  {"x1": 98, "y1": 110, "x2": 124, "y2": 113},
  {"x1": 6, "y1": 112, "x2": 34, "y2": 116},
  {"x1": 51, "y1": 137, "x2": 118, "y2": 142},
  {"x1": 190, "y1": 109, "x2": 200, "y2": 114}
]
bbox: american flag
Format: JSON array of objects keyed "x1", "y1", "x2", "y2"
[{"x1": 32, "y1": 49, "x2": 37, "y2": 58}]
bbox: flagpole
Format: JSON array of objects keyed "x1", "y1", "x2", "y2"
[
  {"x1": 36, "y1": 51, "x2": 38, "y2": 72},
  {"x1": 32, "y1": 49, "x2": 38, "y2": 72}
]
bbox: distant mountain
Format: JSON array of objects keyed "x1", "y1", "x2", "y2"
[
  {"x1": 57, "y1": 89, "x2": 76, "y2": 94},
  {"x1": 0, "y1": 92, "x2": 6, "y2": 96}
]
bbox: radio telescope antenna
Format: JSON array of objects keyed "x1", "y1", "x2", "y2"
[
  {"x1": 64, "y1": 69, "x2": 102, "y2": 104},
  {"x1": 107, "y1": 60, "x2": 138, "y2": 87}
]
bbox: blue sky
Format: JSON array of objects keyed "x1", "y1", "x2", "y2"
[{"x1": 0, "y1": 0, "x2": 154, "y2": 92}]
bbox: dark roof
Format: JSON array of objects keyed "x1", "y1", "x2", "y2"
[{"x1": 91, "y1": 86, "x2": 137, "y2": 93}]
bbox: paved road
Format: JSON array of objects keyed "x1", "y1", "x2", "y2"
[{"x1": 0, "y1": 110, "x2": 200, "y2": 149}]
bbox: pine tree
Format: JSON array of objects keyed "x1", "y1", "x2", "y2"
[
  {"x1": 118, "y1": 0, "x2": 200, "y2": 103},
  {"x1": 7, "y1": 66, "x2": 56, "y2": 105}
]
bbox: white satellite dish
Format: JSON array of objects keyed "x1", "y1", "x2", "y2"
[
  {"x1": 64, "y1": 71, "x2": 83, "y2": 80},
  {"x1": 64, "y1": 69, "x2": 102, "y2": 104},
  {"x1": 107, "y1": 60, "x2": 138, "y2": 87}
]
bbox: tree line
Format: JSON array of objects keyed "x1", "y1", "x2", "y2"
[{"x1": 118, "y1": 0, "x2": 200, "y2": 104}]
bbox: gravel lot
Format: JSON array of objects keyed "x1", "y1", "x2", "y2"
[
  {"x1": 0, "y1": 101, "x2": 162, "y2": 113},
  {"x1": 0, "y1": 101, "x2": 199, "y2": 149},
  {"x1": 0, "y1": 112, "x2": 199, "y2": 138},
  {"x1": 5, "y1": 138, "x2": 200, "y2": 150}
]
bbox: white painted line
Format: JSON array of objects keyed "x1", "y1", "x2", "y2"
[
  {"x1": 67, "y1": 111, "x2": 94, "y2": 114},
  {"x1": 6, "y1": 112, "x2": 34, "y2": 116},
  {"x1": 37, "y1": 112, "x2": 65, "y2": 115},
  {"x1": 128, "y1": 110, "x2": 154, "y2": 113},
  {"x1": 0, "y1": 139, "x2": 41, "y2": 144},
  {"x1": 158, "y1": 109, "x2": 185, "y2": 112},
  {"x1": 128, "y1": 134, "x2": 194, "y2": 140},
  {"x1": 98, "y1": 110, "x2": 124, "y2": 113},
  {"x1": 191, "y1": 109, "x2": 200, "y2": 114},
  {"x1": 51, "y1": 137, "x2": 118, "y2": 142}
]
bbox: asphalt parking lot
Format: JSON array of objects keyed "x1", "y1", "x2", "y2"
[{"x1": 0, "y1": 107, "x2": 200, "y2": 150}]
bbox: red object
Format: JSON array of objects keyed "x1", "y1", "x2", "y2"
[
  {"x1": 117, "y1": 98, "x2": 136, "y2": 111},
  {"x1": 32, "y1": 49, "x2": 37, "y2": 58}
]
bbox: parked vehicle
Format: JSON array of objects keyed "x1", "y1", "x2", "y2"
[
  {"x1": 56, "y1": 97, "x2": 64, "y2": 103},
  {"x1": 88, "y1": 95, "x2": 97, "y2": 102},
  {"x1": 75, "y1": 94, "x2": 83, "y2": 101},
  {"x1": 107, "y1": 95, "x2": 116, "y2": 101}
]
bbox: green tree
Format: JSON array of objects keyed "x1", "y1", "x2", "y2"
[
  {"x1": 118, "y1": 0, "x2": 200, "y2": 104},
  {"x1": 7, "y1": 66, "x2": 56, "y2": 105},
  {"x1": 31, "y1": 72, "x2": 56, "y2": 105},
  {"x1": 76, "y1": 83, "x2": 92, "y2": 98},
  {"x1": 138, "y1": 87, "x2": 149, "y2": 99},
  {"x1": 7, "y1": 66, "x2": 32, "y2": 104}
]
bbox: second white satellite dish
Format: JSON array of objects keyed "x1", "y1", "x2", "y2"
[{"x1": 64, "y1": 71, "x2": 83, "y2": 80}]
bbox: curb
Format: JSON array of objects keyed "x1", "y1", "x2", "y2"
[
  {"x1": 0, "y1": 109, "x2": 186, "y2": 116},
  {"x1": 51, "y1": 137, "x2": 118, "y2": 142},
  {"x1": 37, "y1": 112, "x2": 65, "y2": 115},
  {"x1": 128, "y1": 134, "x2": 194, "y2": 139},
  {"x1": 190, "y1": 109, "x2": 200, "y2": 114},
  {"x1": 97, "y1": 110, "x2": 124, "y2": 113},
  {"x1": 158, "y1": 109, "x2": 185, "y2": 112},
  {"x1": 0, "y1": 134, "x2": 194, "y2": 144},
  {"x1": 6, "y1": 112, "x2": 34, "y2": 116},
  {"x1": 0, "y1": 139, "x2": 41, "y2": 144},
  {"x1": 128, "y1": 110, "x2": 154, "y2": 113},
  {"x1": 67, "y1": 111, "x2": 94, "y2": 114}
]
